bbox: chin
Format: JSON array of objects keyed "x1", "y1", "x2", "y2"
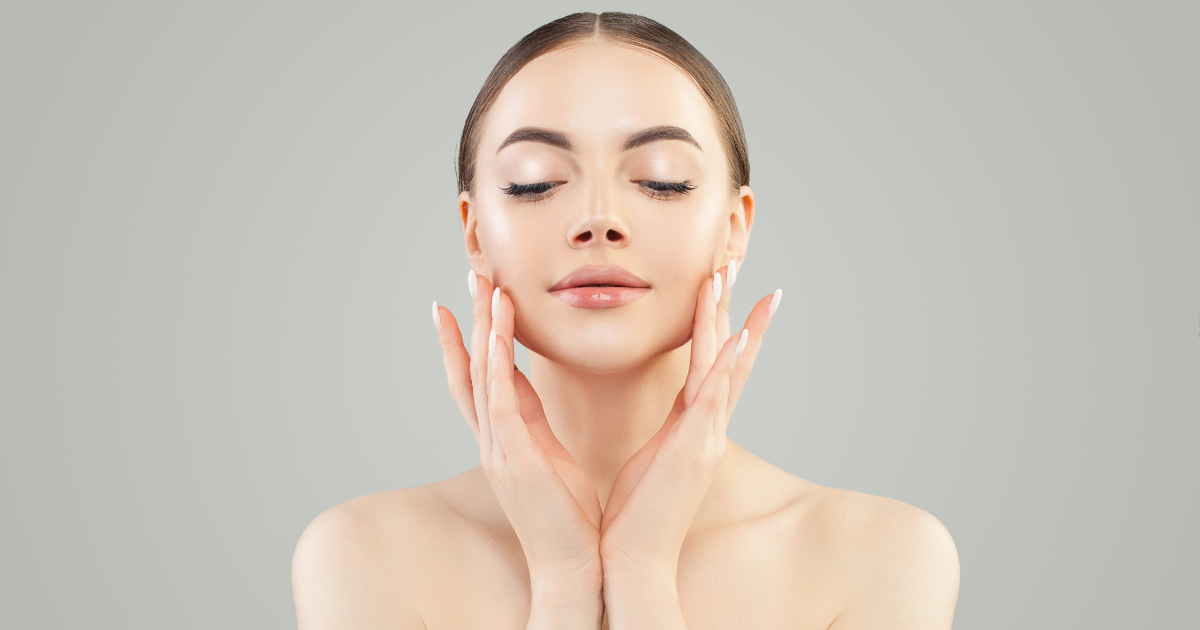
[{"x1": 518, "y1": 322, "x2": 691, "y2": 375}]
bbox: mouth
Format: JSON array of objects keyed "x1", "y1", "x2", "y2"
[
  {"x1": 549, "y1": 264, "x2": 651, "y2": 291},
  {"x1": 549, "y1": 285, "x2": 651, "y2": 309},
  {"x1": 549, "y1": 264, "x2": 651, "y2": 309}
]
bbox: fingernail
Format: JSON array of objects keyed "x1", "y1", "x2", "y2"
[
  {"x1": 728, "y1": 260, "x2": 737, "y2": 289},
  {"x1": 712, "y1": 271, "x2": 722, "y2": 304},
  {"x1": 491, "y1": 286, "x2": 500, "y2": 315},
  {"x1": 770, "y1": 288, "x2": 783, "y2": 316},
  {"x1": 735, "y1": 328, "x2": 749, "y2": 355},
  {"x1": 432, "y1": 300, "x2": 440, "y2": 330},
  {"x1": 488, "y1": 327, "x2": 496, "y2": 358},
  {"x1": 467, "y1": 269, "x2": 478, "y2": 301}
]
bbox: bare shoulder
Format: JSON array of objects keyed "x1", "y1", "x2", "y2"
[
  {"x1": 812, "y1": 486, "x2": 961, "y2": 629},
  {"x1": 291, "y1": 476, "x2": 471, "y2": 630}
]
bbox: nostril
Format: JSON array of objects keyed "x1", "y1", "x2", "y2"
[
  {"x1": 606, "y1": 229, "x2": 622, "y2": 241},
  {"x1": 577, "y1": 231, "x2": 592, "y2": 243}
]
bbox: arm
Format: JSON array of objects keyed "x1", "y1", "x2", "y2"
[
  {"x1": 438, "y1": 281, "x2": 605, "y2": 629},
  {"x1": 827, "y1": 506, "x2": 960, "y2": 629},
  {"x1": 527, "y1": 575, "x2": 604, "y2": 629},
  {"x1": 597, "y1": 267, "x2": 776, "y2": 630},
  {"x1": 600, "y1": 563, "x2": 688, "y2": 629},
  {"x1": 291, "y1": 503, "x2": 426, "y2": 630}
]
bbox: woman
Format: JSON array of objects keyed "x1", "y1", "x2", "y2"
[{"x1": 293, "y1": 12, "x2": 959, "y2": 629}]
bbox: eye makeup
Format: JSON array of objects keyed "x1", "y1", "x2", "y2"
[{"x1": 498, "y1": 180, "x2": 696, "y2": 202}]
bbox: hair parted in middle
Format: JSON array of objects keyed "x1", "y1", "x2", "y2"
[{"x1": 455, "y1": 11, "x2": 749, "y2": 196}]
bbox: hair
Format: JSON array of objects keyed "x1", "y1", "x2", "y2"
[{"x1": 455, "y1": 11, "x2": 749, "y2": 195}]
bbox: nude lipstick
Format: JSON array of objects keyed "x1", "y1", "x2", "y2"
[{"x1": 549, "y1": 264, "x2": 651, "y2": 309}]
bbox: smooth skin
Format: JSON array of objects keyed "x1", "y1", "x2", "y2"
[{"x1": 292, "y1": 39, "x2": 959, "y2": 629}]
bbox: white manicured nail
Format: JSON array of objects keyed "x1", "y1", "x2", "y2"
[
  {"x1": 728, "y1": 260, "x2": 737, "y2": 289},
  {"x1": 491, "y1": 286, "x2": 500, "y2": 315},
  {"x1": 467, "y1": 269, "x2": 478, "y2": 300},
  {"x1": 488, "y1": 328, "x2": 496, "y2": 358},
  {"x1": 432, "y1": 301, "x2": 440, "y2": 330},
  {"x1": 735, "y1": 329, "x2": 749, "y2": 355},
  {"x1": 769, "y1": 288, "x2": 783, "y2": 316},
  {"x1": 712, "y1": 271, "x2": 722, "y2": 304}
]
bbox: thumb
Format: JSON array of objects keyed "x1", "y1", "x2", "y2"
[{"x1": 512, "y1": 366, "x2": 570, "y2": 459}]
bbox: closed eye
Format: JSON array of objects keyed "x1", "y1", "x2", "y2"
[
  {"x1": 636, "y1": 180, "x2": 696, "y2": 200},
  {"x1": 498, "y1": 180, "x2": 696, "y2": 202}
]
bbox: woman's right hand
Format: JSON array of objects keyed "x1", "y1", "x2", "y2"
[{"x1": 433, "y1": 270, "x2": 603, "y2": 589}]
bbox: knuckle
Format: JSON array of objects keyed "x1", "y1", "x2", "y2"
[
  {"x1": 469, "y1": 362, "x2": 486, "y2": 387},
  {"x1": 703, "y1": 438, "x2": 726, "y2": 464},
  {"x1": 474, "y1": 296, "x2": 491, "y2": 319},
  {"x1": 664, "y1": 435, "x2": 697, "y2": 466},
  {"x1": 489, "y1": 456, "x2": 513, "y2": 481}
]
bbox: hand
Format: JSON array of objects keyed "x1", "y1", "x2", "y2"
[
  {"x1": 434, "y1": 271, "x2": 603, "y2": 585},
  {"x1": 598, "y1": 262, "x2": 780, "y2": 575}
]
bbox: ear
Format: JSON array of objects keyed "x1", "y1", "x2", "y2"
[
  {"x1": 460, "y1": 190, "x2": 487, "y2": 273},
  {"x1": 723, "y1": 185, "x2": 755, "y2": 269}
]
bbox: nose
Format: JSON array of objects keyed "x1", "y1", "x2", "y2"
[
  {"x1": 569, "y1": 183, "x2": 630, "y2": 249},
  {"x1": 571, "y1": 224, "x2": 627, "y2": 247}
]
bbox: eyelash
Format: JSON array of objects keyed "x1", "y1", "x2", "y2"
[{"x1": 500, "y1": 180, "x2": 696, "y2": 202}]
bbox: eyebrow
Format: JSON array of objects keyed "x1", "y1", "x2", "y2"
[{"x1": 495, "y1": 125, "x2": 702, "y2": 154}]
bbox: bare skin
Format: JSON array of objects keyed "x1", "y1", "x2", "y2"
[
  {"x1": 292, "y1": 451, "x2": 958, "y2": 628},
  {"x1": 292, "y1": 39, "x2": 959, "y2": 629}
]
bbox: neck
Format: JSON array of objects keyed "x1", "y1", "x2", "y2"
[{"x1": 527, "y1": 340, "x2": 694, "y2": 509}]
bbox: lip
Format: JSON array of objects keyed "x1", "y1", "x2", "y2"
[
  {"x1": 549, "y1": 264, "x2": 651, "y2": 291},
  {"x1": 551, "y1": 286, "x2": 651, "y2": 308},
  {"x1": 549, "y1": 264, "x2": 651, "y2": 309}
]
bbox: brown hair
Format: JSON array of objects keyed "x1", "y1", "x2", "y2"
[{"x1": 455, "y1": 11, "x2": 749, "y2": 195}]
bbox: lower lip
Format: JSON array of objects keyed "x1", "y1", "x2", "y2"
[{"x1": 550, "y1": 286, "x2": 650, "y2": 308}]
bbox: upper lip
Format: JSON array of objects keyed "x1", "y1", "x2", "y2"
[{"x1": 549, "y1": 264, "x2": 651, "y2": 291}]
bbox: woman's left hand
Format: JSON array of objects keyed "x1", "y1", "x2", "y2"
[{"x1": 598, "y1": 261, "x2": 780, "y2": 576}]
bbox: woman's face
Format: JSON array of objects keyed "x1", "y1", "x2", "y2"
[{"x1": 461, "y1": 40, "x2": 753, "y2": 374}]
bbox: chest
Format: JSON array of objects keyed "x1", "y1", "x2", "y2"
[{"x1": 414, "y1": 522, "x2": 840, "y2": 629}]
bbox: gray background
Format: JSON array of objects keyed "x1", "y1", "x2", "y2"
[{"x1": 1, "y1": 1, "x2": 1196, "y2": 627}]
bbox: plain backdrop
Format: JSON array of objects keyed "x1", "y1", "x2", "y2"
[{"x1": 1, "y1": 1, "x2": 1196, "y2": 628}]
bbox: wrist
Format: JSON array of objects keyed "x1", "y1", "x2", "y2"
[
  {"x1": 600, "y1": 554, "x2": 677, "y2": 586},
  {"x1": 531, "y1": 577, "x2": 603, "y2": 605},
  {"x1": 601, "y1": 563, "x2": 678, "y2": 599},
  {"x1": 528, "y1": 578, "x2": 603, "y2": 630},
  {"x1": 600, "y1": 568, "x2": 684, "y2": 629}
]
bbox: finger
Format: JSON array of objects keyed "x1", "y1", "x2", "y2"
[
  {"x1": 468, "y1": 270, "x2": 496, "y2": 454},
  {"x1": 433, "y1": 302, "x2": 479, "y2": 441},
  {"x1": 683, "y1": 272, "x2": 720, "y2": 406},
  {"x1": 487, "y1": 323, "x2": 538, "y2": 464},
  {"x1": 716, "y1": 261, "x2": 734, "y2": 346},
  {"x1": 493, "y1": 285, "x2": 515, "y2": 355},
  {"x1": 491, "y1": 285, "x2": 521, "y2": 462},
  {"x1": 511, "y1": 366, "x2": 565, "y2": 459},
  {"x1": 723, "y1": 289, "x2": 782, "y2": 437},
  {"x1": 675, "y1": 330, "x2": 739, "y2": 448}
]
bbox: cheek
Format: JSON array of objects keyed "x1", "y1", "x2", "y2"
[
  {"x1": 476, "y1": 212, "x2": 555, "y2": 327},
  {"x1": 641, "y1": 204, "x2": 728, "y2": 277},
  {"x1": 637, "y1": 214, "x2": 726, "y2": 345},
  {"x1": 477, "y1": 210, "x2": 546, "y2": 272}
]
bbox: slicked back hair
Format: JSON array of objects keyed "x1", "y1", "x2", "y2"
[{"x1": 455, "y1": 12, "x2": 749, "y2": 196}]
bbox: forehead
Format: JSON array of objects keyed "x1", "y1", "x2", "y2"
[{"x1": 480, "y1": 40, "x2": 721, "y2": 154}]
